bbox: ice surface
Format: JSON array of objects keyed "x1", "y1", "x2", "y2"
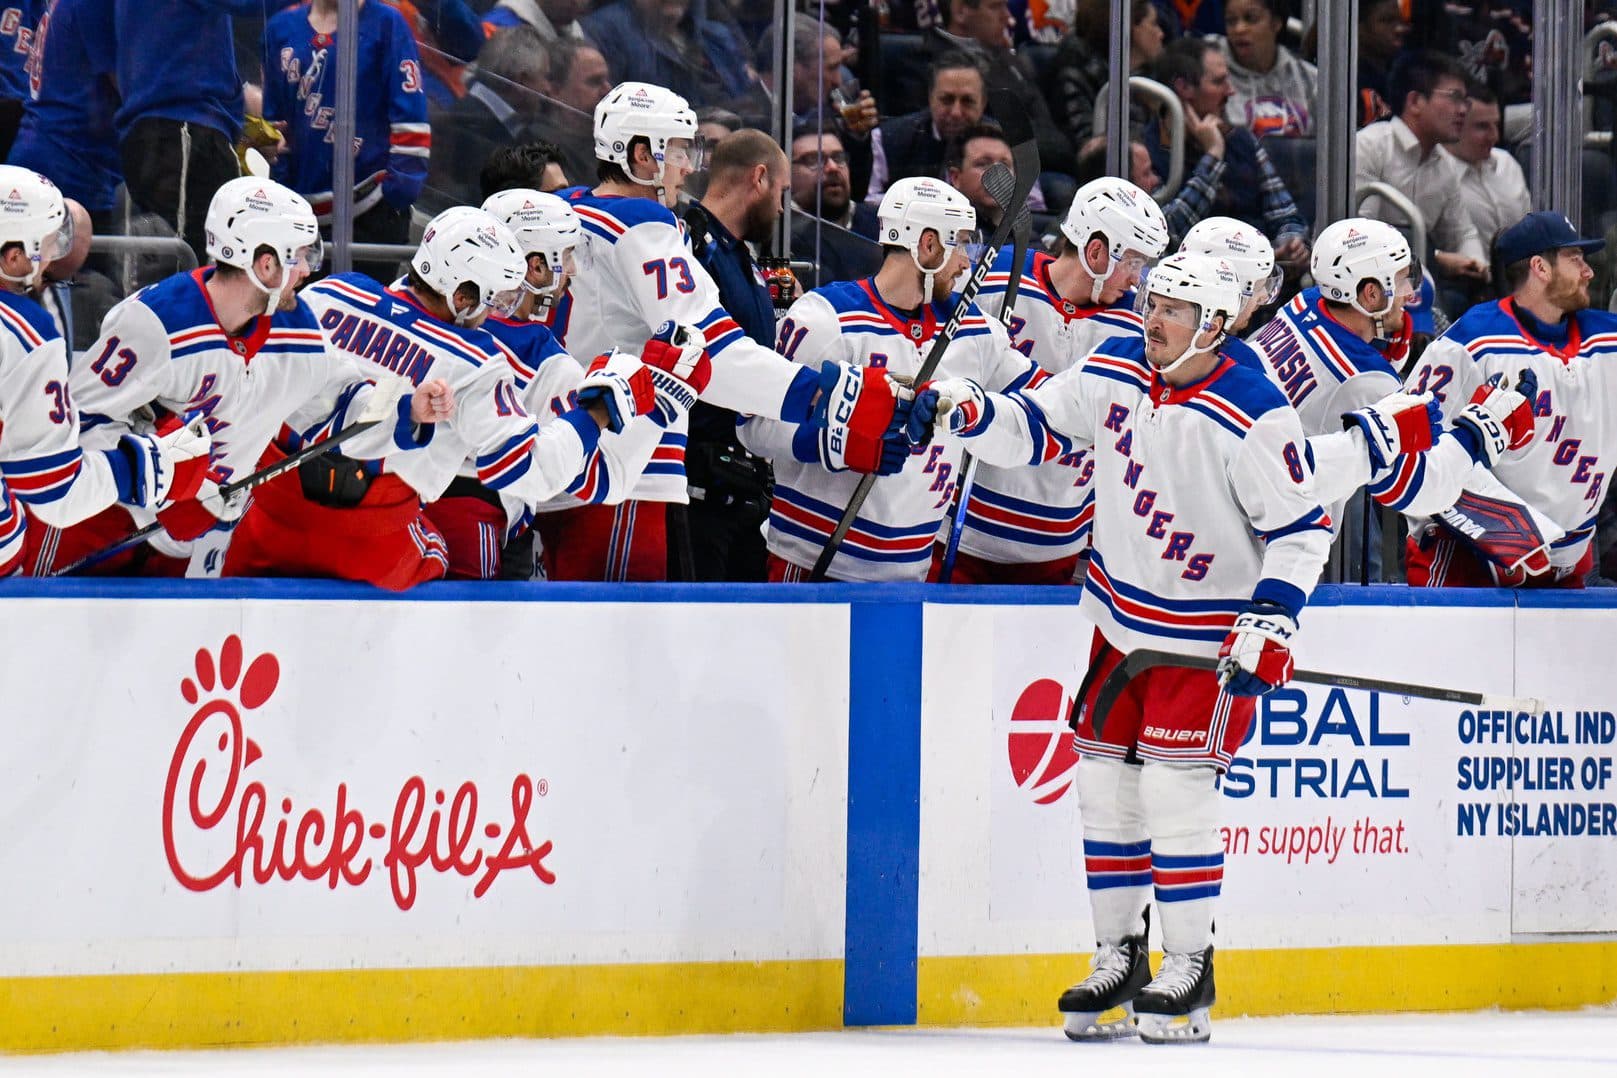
[{"x1": 3, "y1": 1009, "x2": 1614, "y2": 1077}]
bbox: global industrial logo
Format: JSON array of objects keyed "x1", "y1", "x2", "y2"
[{"x1": 1007, "y1": 677, "x2": 1078, "y2": 805}]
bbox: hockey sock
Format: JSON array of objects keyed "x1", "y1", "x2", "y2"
[
  {"x1": 1140, "y1": 762, "x2": 1224, "y2": 954},
  {"x1": 1076, "y1": 755, "x2": 1151, "y2": 943}
]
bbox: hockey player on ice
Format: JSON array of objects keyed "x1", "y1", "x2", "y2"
[
  {"x1": 740, "y1": 176, "x2": 1041, "y2": 582},
  {"x1": 909, "y1": 252, "x2": 1335, "y2": 1044},
  {"x1": 940, "y1": 176, "x2": 1168, "y2": 585},
  {"x1": 555, "y1": 80, "x2": 913, "y2": 578},
  {"x1": 239, "y1": 205, "x2": 686, "y2": 589},
  {"x1": 33, "y1": 177, "x2": 448, "y2": 578},
  {"x1": 0, "y1": 165, "x2": 207, "y2": 575}
]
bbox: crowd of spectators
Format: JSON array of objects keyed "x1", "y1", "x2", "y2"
[{"x1": 7, "y1": 0, "x2": 1617, "y2": 584}]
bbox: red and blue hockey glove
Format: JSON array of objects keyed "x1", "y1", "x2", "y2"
[
  {"x1": 1341, "y1": 391, "x2": 1440, "y2": 472},
  {"x1": 1451, "y1": 369, "x2": 1538, "y2": 467},
  {"x1": 1216, "y1": 600, "x2": 1298, "y2": 697},
  {"x1": 810, "y1": 360, "x2": 907, "y2": 474},
  {"x1": 578, "y1": 351, "x2": 657, "y2": 434},
  {"x1": 641, "y1": 321, "x2": 712, "y2": 416}
]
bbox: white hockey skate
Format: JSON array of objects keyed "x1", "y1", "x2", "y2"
[
  {"x1": 1057, "y1": 926, "x2": 1151, "y2": 1041},
  {"x1": 1134, "y1": 944, "x2": 1215, "y2": 1044}
]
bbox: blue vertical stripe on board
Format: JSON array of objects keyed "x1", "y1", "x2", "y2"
[{"x1": 843, "y1": 599, "x2": 922, "y2": 1025}]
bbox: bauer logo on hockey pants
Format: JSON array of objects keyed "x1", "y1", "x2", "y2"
[{"x1": 162, "y1": 635, "x2": 557, "y2": 911}]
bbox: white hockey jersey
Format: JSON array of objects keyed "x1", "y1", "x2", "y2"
[
  {"x1": 738, "y1": 278, "x2": 1038, "y2": 582},
  {"x1": 482, "y1": 312, "x2": 666, "y2": 538},
  {"x1": 958, "y1": 246, "x2": 1142, "y2": 564},
  {"x1": 303, "y1": 274, "x2": 604, "y2": 507},
  {"x1": 71, "y1": 268, "x2": 420, "y2": 492},
  {"x1": 961, "y1": 336, "x2": 1331, "y2": 658},
  {"x1": 1405, "y1": 298, "x2": 1617, "y2": 569},
  {"x1": 559, "y1": 187, "x2": 820, "y2": 502},
  {"x1": 0, "y1": 290, "x2": 129, "y2": 568},
  {"x1": 1247, "y1": 287, "x2": 1478, "y2": 519}
]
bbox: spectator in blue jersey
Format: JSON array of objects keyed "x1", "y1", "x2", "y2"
[
  {"x1": 113, "y1": 0, "x2": 264, "y2": 262},
  {"x1": 0, "y1": 1, "x2": 38, "y2": 160},
  {"x1": 1146, "y1": 36, "x2": 1311, "y2": 278},
  {"x1": 482, "y1": 0, "x2": 587, "y2": 41},
  {"x1": 9, "y1": 0, "x2": 121, "y2": 230},
  {"x1": 386, "y1": 0, "x2": 485, "y2": 105},
  {"x1": 425, "y1": 25, "x2": 550, "y2": 214},
  {"x1": 263, "y1": 0, "x2": 431, "y2": 286},
  {"x1": 581, "y1": 0, "x2": 761, "y2": 110}
]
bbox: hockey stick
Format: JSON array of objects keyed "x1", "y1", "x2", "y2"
[
  {"x1": 938, "y1": 164, "x2": 1036, "y2": 583},
  {"x1": 810, "y1": 139, "x2": 1041, "y2": 581},
  {"x1": 51, "y1": 418, "x2": 384, "y2": 577},
  {"x1": 1074, "y1": 648, "x2": 1544, "y2": 738}
]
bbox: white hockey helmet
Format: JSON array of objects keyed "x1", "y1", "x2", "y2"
[
  {"x1": 1312, "y1": 217, "x2": 1415, "y2": 329},
  {"x1": 1139, "y1": 250, "x2": 1242, "y2": 375},
  {"x1": 412, "y1": 207, "x2": 527, "y2": 326},
  {"x1": 594, "y1": 81, "x2": 702, "y2": 201},
  {"x1": 205, "y1": 177, "x2": 323, "y2": 311},
  {"x1": 0, "y1": 165, "x2": 72, "y2": 288},
  {"x1": 1060, "y1": 176, "x2": 1170, "y2": 302},
  {"x1": 876, "y1": 176, "x2": 979, "y2": 294},
  {"x1": 480, "y1": 189, "x2": 581, "y2": 311},
  {"x1": 1182, "y1": 216, "x2": 1281, "y2": 311}
]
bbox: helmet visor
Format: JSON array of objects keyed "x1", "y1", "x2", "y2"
[
  {"x1": 1138, "y1": 291, "x2": 1204, "y2": 331},
  {"x1": 551, "y1": 247, "x2": 578, "y2": 278},
  {"x1": 664, "y1": 136, "x2": 708, "y2": 173},
  {"x1": 289, "y1": 236, "x2": 325, "y2": 274},
  {"x1": 489, "y1": 286, "x2": 523, "y2": 314},
  {"x1": 952, "y1": 227, "x2": 986, "y2": 263},
  {"x1": 1249, "y1": 264, "x2": 1283, "y2": 306},
  {"x1": 41, "y1": 210, "x2": 75, "y2": 267}
]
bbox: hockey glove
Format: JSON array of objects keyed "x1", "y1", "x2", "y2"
[
  {"x1": 1216, "y1": 600, "x2": 1298, "y2": 697},
  {"x1": 1451, "y1": 369, "x2": 1538, "y2": 467},
  {"x1": 1342, "y1": 391, "x2": 1440, "y2": 472},
  {"x1": 810, "y1": 360, "x2": 906, "y2": 474},
  {"x1": 910, "y1": 378, "x2": 992, "y2": 442},
  {"x1": 157, "y1": 468, "x2": 248, "y2": 542},
  {"x1": 1433, "y1": 487, "x2": 1553, "y2": 581},
  {"x1": 641, "y1": 321, "x2": 713, "y2": 409},
  {"x1": 107, "y1": 417, "x2": 211, "y2": 509},
  {"x1": 577, "y1": 351, "x2": 657, "y2": 434}
]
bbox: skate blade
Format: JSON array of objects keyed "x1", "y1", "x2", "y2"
[
  {"x1": 1135, "y1": 1006, "x2": 1212, "y2": 1045},
  {"x1": 1061, "y1": 1003, "x2": 1139, "y2": 1041}
]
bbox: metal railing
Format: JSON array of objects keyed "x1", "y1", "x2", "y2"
[
  {"x1": 1093, "y1": 77, "x2": 1185, "y2": 203},
  {"x1": 1354, "y1": 182, "x2": 1429, "y2": 263}
]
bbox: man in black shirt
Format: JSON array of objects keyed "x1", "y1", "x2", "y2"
[{"x1": 681, "y1": 130, "x2": 792, "y2": 580}]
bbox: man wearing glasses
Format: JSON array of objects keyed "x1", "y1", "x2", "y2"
[
  {"x1": 789, "y1": 128, "x2": 882, "y2": 288},
  {"x1": 1355, "y1": 51, "x2": 1490, "y2": 304}
]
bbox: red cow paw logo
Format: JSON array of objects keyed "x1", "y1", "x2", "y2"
[{"x1": 1008, "y1": 677, "x2": 1078, "y2": 805}]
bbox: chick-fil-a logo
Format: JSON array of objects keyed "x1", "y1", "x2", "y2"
[{"x1": 161, "y1": 635, "x2": 555, "y2": 911}]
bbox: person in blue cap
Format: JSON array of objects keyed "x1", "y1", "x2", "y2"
[{"x1": 1403, "y1": 210, "x2": 1614, "y2": 587}]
